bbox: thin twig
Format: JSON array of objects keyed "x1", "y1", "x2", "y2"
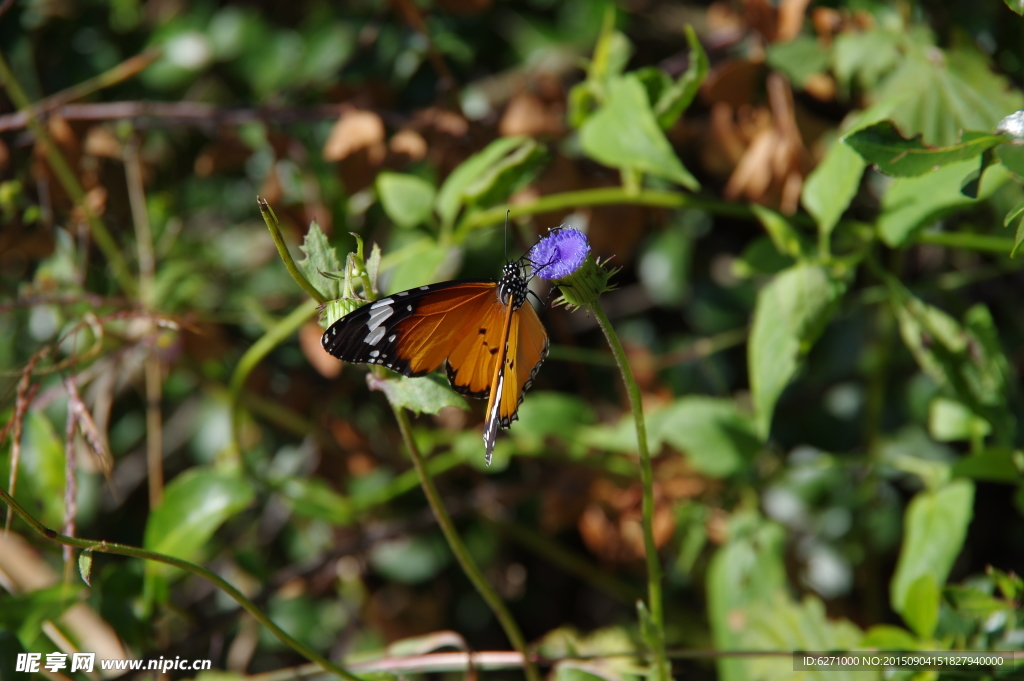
[
  {"x1": 62, "y1": 391, "x2": 78, "y2": 564},
  {"x1": 5, "y1": 347, "x2": 50, "y2": 532}
]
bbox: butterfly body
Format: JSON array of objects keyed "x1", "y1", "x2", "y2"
[{"x1": 321, "y1": 263, "x2": 548, "y2": 464}]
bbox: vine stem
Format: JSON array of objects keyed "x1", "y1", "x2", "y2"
[
  {"x1": 390, "y1": 405, "x2": 541, "y2": 681},
  {"x1": 0, "y1": 485, "x2": 363, "y2": 681},
  {"x1": 590, "y1": 301, "x2": 670, "y2": 681}
]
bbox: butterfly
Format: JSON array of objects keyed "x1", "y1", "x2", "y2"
[{"x1": 320, "y1": 259, "x2": 548, "y2": 465}]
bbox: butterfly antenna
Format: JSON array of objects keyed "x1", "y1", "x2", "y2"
[{"x1": 504, "y1": 209, "x2": 510, "y2": 263}]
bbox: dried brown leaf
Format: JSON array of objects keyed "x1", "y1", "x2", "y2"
[{"x1": 323, "y1": 109, "x2": 386, "y2": 162}]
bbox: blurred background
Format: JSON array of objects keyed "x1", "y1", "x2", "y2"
[{"x1": 2, "y1": 0, "x2": 1024, "y2": 679}]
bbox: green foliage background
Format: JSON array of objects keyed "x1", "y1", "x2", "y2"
[{"x1": 2, "y1": 0, "x2": 1024, "y2": 679}]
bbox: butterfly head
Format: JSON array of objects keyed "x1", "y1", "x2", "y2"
[{"x1": 497, "y1": 261, "x2": 529, "y2": 310}]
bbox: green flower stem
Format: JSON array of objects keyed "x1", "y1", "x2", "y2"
[
  {"x1": 0, "y1": 52, "x2": 138, "y2": 296},
  {"x1": 258, "y1": 197, "x2": 326, "y2": 304},
  {"x1": 914, "y1": 230, "x2": 1014, "y2": 254},
  {"x1": 0, "y1": 484, "x2": 363, "y2": 681},
  {"x1": 590, "y1": 301, "x2": 670, "y2": 681},
  {"x1": 229, "y1": 298, "x2": 319, "y2": 459},
  {"x1": 391, "y1": 405, "x2": 541, "y2": 681}
]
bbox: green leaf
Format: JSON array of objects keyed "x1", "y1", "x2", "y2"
[
  {"x1": 951, "y1": 447, "x2": 1021, "y2": 482},
  {"x1": 902, "y1": 574, "x2": 939, "y2": 638},
  {"x1": 750, "y1": 205, "x2": 807, "y2": 260},
  {"x1": 366, "y1": 373, "x2": 468, "y2": 415},
  {"x1": 649, "y1": 397, "x2": 759, "y2": 478},
  {"x1": 927, "y1": 397, "x2": 990, "y2": 442},
  {"x1": 862, "y1": 624, "x2": 921, "y2": 650},
  {"x1": 766, "y1": 35, "x2": 829, "y2": 87},
  {"x1": 376, "y1": 172, "x2": 436, "y2": 229},
  {"x1": 551, "y1": 663, "x2": 617, "y2": 681},
  {"x1": 1005, "y1": 200, "x2": 1024, "y2": 257},
  {"x1": 435, "y1": 137, "x2": 525, "y2": 227},
  {"x1": 277, "y1": 477, "x2": 353, "y2": 524},
  {"x1": 876, "y1": 159, "x2": 1009, "y2": 246},
  {"x1": 461, "y1": 138, "x2": 548, "y2": 208},
  {"x1": 0, "y1": 584, "x2": 84, "y2": 646},
  {"x1": 872, "y1": 40, "x2": 1024, "y2": 147},
  {"x1": 384, "y1": 242, "x2": 451, "y2": 294},
  {"x1": 651, "y1": 25, "x2": 708, "y2": 130},
  {"x1": 731, "y1": 236, "x2": 795, "y2": 279},
  {"x1": 579, "y1": 75, "x2": 700, "y2": 190},
  {"x1": 368, "y1": 534, "x2": 451, "y2": 584},
  {"x1": 802, "y1": 139, "x2": 866, "y2": 241},
  {"x1": 513, "y1": 391, "x2": 595, "y2": 455},
  {"x1": 297, "y1": 220, "x2": 341, "y2": 300},
  {"x1": 707, "y1": 514, "x2": 786, "y2": 681},
  {"x1": 1004, "y1": 0, "x2": 1024, "y2": 16},
  {"x1": 831, "y1": 28, "x2": 900, "y2": 94},
  {"x1": 742, "y1": 593, "x2": 864, "y2": 681},
  {"x1": 79, "y1": 549, "x2": 93, "y2": 586},
  {"x1": 143, "y1": 468, "x2": 255, "y2": 578},
  {"x1": 893, "y1": 294, "x2": 1013, "y2": 444},
  {"x1": 587, "y1": 7, "x2": 631, "y2": 85},
  {"x1": 843, "y1": 121, "x2": 1005, "y2": 176},
  {"x1": 749, "y1": 264, "x2": 846, "y2": 438},
  {"x1": 997, "y1": 143, "x2": 1024, "y2": 176},
  {"x1": 18, "y1": 411, "x2": 66, "y2": 529},
  {"x1": 890, "y1": 480, "x2": 974, "y2": 615}
]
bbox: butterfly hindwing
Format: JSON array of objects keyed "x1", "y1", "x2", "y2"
[{"x1": 321, "y1": 280, "x2": 496, "y2": 376}]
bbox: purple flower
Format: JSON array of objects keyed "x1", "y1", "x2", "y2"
[{"x1": 529, "y1": 228, "x2": 591, "y2": 280}]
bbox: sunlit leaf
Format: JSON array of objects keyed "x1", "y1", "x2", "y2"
[
  {"x1": 876, "y1": 160, "x2": 1009, "y2": 246},
  {"x1": 435, "y1": 137, "x2": 525, "y2": 227},
  {"x1": 649, "y1": 397, "x2": 758, "y2": 478},
  {"x1": 750, "y1": 205, "x2": 807, "y2": 260},
  {"x1": 366, "y1": 373, "x2": 468, "y2": 415},
  {"x1": 297, "y1": 220, "x2": 342, "y2": 299},
  {"x1": 749, "y1": 265, "x2": 846, "y2": 438},
  {"x1": 651, "y1": 25, "x2": 708, "y2": 130},
  {"x1": 143, "y1": 468, "x2": 255, "y2": 578},
  {"x1": 802, "y1": 139, "x2": 866, "y2": 241},
  {"x1": 1004, "y1": 0, "x2": 1024, "y2": 17},
  {"x1": 766, "y1": 35, "x2": 829, "y2": 87},
  {"x1": 927, "y1": 397, "x2": 990, "y2": 442},
  {"x1": 890, "y1": 480, "x2": 974, "y2": 615},
  {"x1": 843, "y1": 121, "x2": 1004, "y2": 176},
  {"x1": 461, "y1": 138, "x2": 548, "y2": 208},
  {"x1": 579, "y1": 75, "x2": 700, "y2": 190},
  {"x1": 376, "y1": 172, "x2": 436, "y2": 229},
  {"x1": 901, "y1": 574, "x2": 939, "y2": 638}
]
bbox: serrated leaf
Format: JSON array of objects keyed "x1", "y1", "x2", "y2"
[
  {"x1": 877, "y1": 160, "x2": 1009, "y2": 246},
  {"x1": 143, "y1": 468, "x2": 255, "y2": 579},
  {"x1": 843, "y1": 121, "x2": 1004, "y2": 176},
  {"x1": 297, "y1": 221, "x2": 342, "y2": 299},
  {"x1": 651, "y1": 25, "x2": 708, "y2": 130},
  {"x1": 435, "y1": 137, "x2": 525, "y2": 227},
  {"x1": 367, "y1": 373, "x2": 468, "y2": 415},
  {"x1": 579, "y1": 75, "x2": 700, "y2": 190},
  {"x1": 461, "y1": 138, "x2": 548, "y2": 208},
  {"x1": 649, "y1": 397, "x2": 759, "y2": 478},
  {"x1": 749, "y1": 265, "x2": 846, "y2": 438},
  {"x1": 802, "y1": 139, "x2": 866, "y2": 240},
  {"x1": 890, "y1": 480, "x2": 974, "y2": 615},
  {"x1": 376, "y1": 172, "x2": 436, "y2": 229},
  {"x1": 872, "y1": 40, "x2": 1024, "y2": 147}
]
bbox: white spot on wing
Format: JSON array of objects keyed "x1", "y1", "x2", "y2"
[
  {"x1": 407, "y1": 305, "x2": 413, "y2": 311},
  {"x1": 370, "y1": 298, "x2": 394, "y2": 308},
  {"x1": 388, "y1": 334, "x2": 396, "y2": 342},
  {"x1": 419, "y1": 285, "x2": 430, "y2": 290},
  {"x1": 367, "y1": 305, "x2": 394, "y2": 332},
  {"x1": 369, "y1": 350, "x2": 379, "y2": 357},
  {"x1": 364, "y1": 326, "x2": 386, "y2": 346}
]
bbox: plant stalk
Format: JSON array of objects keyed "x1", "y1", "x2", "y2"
[
  {"x1": 390, "y1": 405, "x2": 541, "y2": 681},
  {"x1": 590, "y1": 301, "x2": 670, "y2": 681}
]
